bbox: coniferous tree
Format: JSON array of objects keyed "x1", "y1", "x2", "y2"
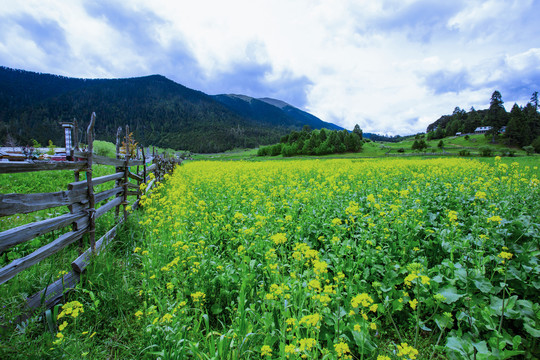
[
  {"x1": 524, "y1": 92, "x2": 540, "y2": 140},
  {"x1": 486, "y1": 90, "x2": 508, "y2": 143},
  {"x1": 506, "y1": 104, "x2": 529, "y2": 146},
  {"x1": 353, "y1": 124, "x2": 363, "y2": 140},
  {"x1": 464, "y1": 107, "x2": 481, "y2": 133}
]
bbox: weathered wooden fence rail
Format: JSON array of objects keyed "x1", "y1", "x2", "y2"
[{"x1": 0, "y1": 113, "x2": 181, "y2": 320}]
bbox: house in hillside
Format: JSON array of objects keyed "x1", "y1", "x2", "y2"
[{"x1": 474, "y1": 126, "x2": 492, "y2": 134}]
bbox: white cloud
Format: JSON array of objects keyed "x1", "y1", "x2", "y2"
[{"x1": 0, "y1": 0, "x2": 539, "y2": 135}]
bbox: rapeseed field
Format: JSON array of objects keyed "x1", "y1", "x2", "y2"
[{"x1": 131, "y1": 157, "x2": 539, "y2": 359}]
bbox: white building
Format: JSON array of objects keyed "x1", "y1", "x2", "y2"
[{"x1": 474, "y1": 126, "x2": 492, "y2": 134}]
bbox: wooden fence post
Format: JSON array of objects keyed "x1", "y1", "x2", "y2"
[
  {"x1": 115, "y1": 127, "x2": 122, "y2": 220},
  {"x1": 122, "y1": 125, "x2": 130, "y2": 220},
  {"x1": 86, "y1": 113, "x2": 97, "y2": 252},
  {"x1": 141, "y1": 147, "x2": 146, "y2": 202}
]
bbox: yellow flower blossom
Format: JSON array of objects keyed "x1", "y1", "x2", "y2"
[
  {"x1": 270, "y1": 233, "x2": 287, "y2": 245},
  {"x1": 334, "y1": 341, "x2": 352, "y2": 359},
  {"x1": 487, "y1": 215, "x2": 502, "y2": 224},
  {"x1": 298, "y1": 338, "x2": 317, "y2": 351},
  {"x1": 397, "y1": 342, "x2": 419, "y2": 359},
  {"x1": 498, "y1": 251, "x2": 513, "y2": 260}
]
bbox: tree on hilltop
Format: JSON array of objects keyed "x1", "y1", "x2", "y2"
[{"x1": 353, "y1": 124, "x2": 363, "y2": 140}]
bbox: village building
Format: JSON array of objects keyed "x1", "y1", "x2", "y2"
[{"x1": 474, "y1": 126, "x2": 492, "y2": 134}]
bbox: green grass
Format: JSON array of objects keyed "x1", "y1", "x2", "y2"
[
  {"x1": 0, "y1": 215, "x2": 146, "y2": 359},
  {"x1": 0, "y1": 164, "x2": 140, "y2": 335}
]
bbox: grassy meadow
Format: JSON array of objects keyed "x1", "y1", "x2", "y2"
[{"x1": 1, "y1": 153, "x2": 539, "y2": 359}]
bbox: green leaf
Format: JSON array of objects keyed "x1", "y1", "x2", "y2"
[
  {"x1": 419, "y1": 321, "x2": 432, "y2": 332},
  {"x1": 524, "y1": 323, "x2": 540, "y2": 338},
  {"x1": 512, "y1": 335, "x2": 522, "y2": 349},
  {"x1": 446, "y1": 336, "x2": 473, "y2": 357},
  {"x1": 434, "y1": 314, "x2": 451, "y2": 330},
  {"x1": 473, "y1": 278, "x2": 493, "y2": 293},
  {"x1": 472, "y1": 340, "x2": 489, "y2": 355},
  {"x1": 499, "y1": 350, "x2": 525, "y2": 359},
  {"x1": 437, "y1": 286, "x2": 465, "y2": 304},
  {"x1": 490, "y1": 295, "x2": 519, "y2": 318},
  {"x1": 211, "y1": 303, "x2": 223, "y2": 315}
]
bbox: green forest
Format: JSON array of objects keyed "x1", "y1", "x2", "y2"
[
  {"x1": 258, "y1": 125, "x2": 364, "y2": 157},
  {"x1": 0, "y1": 67, "x2": 339, "y2": 153}
]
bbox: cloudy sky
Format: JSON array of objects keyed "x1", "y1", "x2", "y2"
[{"x1": 1, "y1": 0, "x2": 539, "y2": 134}]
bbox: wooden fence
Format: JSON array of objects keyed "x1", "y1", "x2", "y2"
[{"x1": 0, "y1": 113, "x2": 180, "y2": 320}]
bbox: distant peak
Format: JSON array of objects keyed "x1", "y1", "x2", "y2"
[
  {"x1": 221, "y1": 94, "x2": 254, "y2": 102},
  {"x1": 258, "y1": 97, "x2": 291, "y2": 109}
]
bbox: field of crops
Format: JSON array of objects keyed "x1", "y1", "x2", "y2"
[{"x1": 105, "y1": 157, "x2": 538, "y2": 359}]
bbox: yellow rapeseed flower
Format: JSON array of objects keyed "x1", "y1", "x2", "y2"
[{"x1": 260, "y1": 345, "x2": 272, "y2": 357}]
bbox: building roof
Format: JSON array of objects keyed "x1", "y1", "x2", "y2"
[{"x1": 475, "y1": 126, "x2": 492, "y2": 131}]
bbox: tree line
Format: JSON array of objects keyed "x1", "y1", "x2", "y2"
[{"x1": 258, "y1": 125, "x2": 364, "y2": 157}]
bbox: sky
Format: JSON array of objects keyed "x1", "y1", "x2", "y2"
[{"x1": 0, "y1": 0, "x2": 539, "y2": 135}]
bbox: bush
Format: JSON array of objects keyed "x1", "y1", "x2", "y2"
[
  {"x1": 257, "y1": 146, "x2": 270, "y2": 156},
  {"x1": 397, "y1": 148, "x2": 405, "y2": 153},
  {"x1": 459, "y1": 150, "x2": 470, "y2": 156},
  {"x1": 94, "y1": 140, "x2": 117, "y2": 158},
  {"x1": 270, "y1": 143, "x2": 282, "y2": 156},
  {"x1": 480, "y1": 146, "x2": 493, "y2": 157},
  {"x1": 522, "y1": 145, "x2": 535, "y2": 155},
  {"x1": 500, "y1": 148, "x2": 516, "y2": 157},
  {"x1": 412, "y1": 139, "x2": 428, "y2": 151},
  {"x1": 281, "y1": 144, "x2": 297, "y2": 157},
  {"x1": 464, "y1": 135, "x2": 470, "y2": 140},
  {"x1": 47, "y1": 140, "x2": 55, "y2": 155}
]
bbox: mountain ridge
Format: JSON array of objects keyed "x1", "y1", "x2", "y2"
[{"x1": 0, "y1": 66, "x2": 343, "y2": 152}]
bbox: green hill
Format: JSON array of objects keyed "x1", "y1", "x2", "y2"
[{"x1": 0, "y1": 66, "x2": 342, "y2": 153}]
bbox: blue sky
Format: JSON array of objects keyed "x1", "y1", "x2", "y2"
[{"x1": 1, "y1": 0, "x2": 539, "y2": 135}]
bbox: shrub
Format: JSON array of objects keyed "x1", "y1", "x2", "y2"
[
  {"x1": 523, "y1": 145, "x2": 535, "y2": 155},
  {"x1": 257, "y1": 146, "x2": 270, "y2": 156},
  {"x1": 480, "y1": 146, "x2": 493, "y2": 157},
  {"x1": 281, "y1": 144, "x2": 297, "y2": 157},
  {"x1": 464, "y1": 135, "x2": 470, "y2": 140},
  {"x1": 459, "y1": 150, "x2": 470, "y2": 156},
  {"x1": 500, "y1": 148, "x2": 516, "y2": 157},
  {"x1": 397, "y1": 148, "x2": 405, "y2": 153},
  {"x1": 270, "y1": 143, "x2": 282, "y2": 156},
  {"x1": 94, "y1": 140, "x2": 117, "y2": 158},
  {"x1": 47, "y1": 140, "x2": 55, "y2": 155}
]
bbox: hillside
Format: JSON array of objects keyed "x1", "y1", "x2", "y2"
[
  {"x1": 0, "y1": 67, "x2": 342, "y2": 153},
  {"x1": 213, "y1": 94, "x2": 343, "y2": 131},
  {"x1": 424, "y1": 91, "x2": 539, "y2": 149}
]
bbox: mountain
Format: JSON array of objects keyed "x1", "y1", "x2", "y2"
[
  {"x1": 213, "y1": 94, "x2": 343, "y2": 131},
  {"x1": 0, "y1": 66, "x2": 342, "y2": 152}
]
